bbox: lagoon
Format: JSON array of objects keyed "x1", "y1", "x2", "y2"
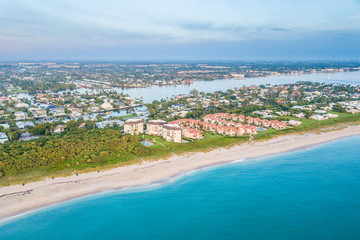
[
  {"x1": 66, "y1": 71, "x2": 360, "y2": 103},
  {"x1": 14, "y1": 71, "x2": 360, "y2": 103}
]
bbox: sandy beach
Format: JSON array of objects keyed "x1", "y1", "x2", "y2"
[{"x1": 1, "y1": 125, "x2": 360, "y2": 221}]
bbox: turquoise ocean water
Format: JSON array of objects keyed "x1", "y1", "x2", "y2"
[{"x1": 1, "y1": 136, "x2": 360, "y2": 239}]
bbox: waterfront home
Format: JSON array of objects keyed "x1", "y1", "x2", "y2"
[
  {"x1": 146, "y1": 120, "x2": 167, "y2": 136},
  {"x1": 124, "y1": 97, "x2": 136, "y2": 105},
  {"x1": 0, "y1": 132, "x2": 8, "y2": 144},
  {"x1": 14, "y1": 111, "x2": 28, "y2": 120},
  {"x1": 136, "y1": 109, "x2": 150, "y2": 117},
  {"x1": 101, "y1": 101, "x2": 113, "y2": 110},
  {"x1": 162, "y1": 124, "x2": 182, "y2": 143},
  {"x1": 169, "y1": 104, "x2": 186, "y2": 111},
  {"x1": 124, "y1": 118, "x2": 144, "y2": 135},
  {"x1": 53, "y1": 125, "x2": 65, "y2": 134},
  {"x1": 115, "y1": 102, "x2": 126, "y2": 107}
]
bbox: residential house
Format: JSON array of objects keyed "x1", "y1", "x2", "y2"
[
  {"x1": 53, "y1": 125, "x2": 65, "y2": 134},
  {"x1": 50, "y1": 108, "x2": 65, "y2": 116},
  {"x1": 293, "y1": 112, "x2": 305, "y2": 119},
  {"x1": 246, "y1": 116, "x2": 254, "y2": 124},
  {"x1": 287, "y1": 120, "x2": 302, "y2": 126},
  {"x1": 253, "y1": 118, "x2": 262, "y2": 126},
  {"x1": 183, "y1": 127, "x2": 203, "y2": 139},
  {"x1": 0, "y1": 123, "x2": 10, "y2": 129},
  {"x1": 96, "y1": 120, "x2": 124, "y2": 129},
  {"x1": 0, "y1": 132, "x2": 8, "y2": 144},
  {"x1": 14, "y1": 111, "x2": 28, "y2": 120},
  {"x1": 15, "y1": 121, "x2": 35, "y2": 130},
  {"x1": 32, "y1": 109, "x2": 47, "y2": 117},
  {"x1": 101, "y1": 101, "x2": 113, "y2": 110},
  {"x1": 19, "y1": 132, "x2": 39, "y2": 141},
  {"x1": 261, "y1": 119, "x2": 270, "y2": 127},
  {"x1": 269, "y1": 120, "x2": 286, "y2": 129}
]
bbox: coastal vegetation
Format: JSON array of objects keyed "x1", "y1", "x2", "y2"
[{"x1": 0, "y1": 110, "x2": 359, "y2": 186}]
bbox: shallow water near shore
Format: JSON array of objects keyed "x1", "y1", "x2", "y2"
[{"x1": 1, "y1": 136, "x2": 360, "y2": 239}]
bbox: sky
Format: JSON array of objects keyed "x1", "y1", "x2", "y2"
[{"x1": 0, "y1": 0, "x2": 360, "y2": 61}]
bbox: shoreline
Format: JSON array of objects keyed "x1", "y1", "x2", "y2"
[{"x1": 1, "y1": 125, "x2": 360, "y2": 222}]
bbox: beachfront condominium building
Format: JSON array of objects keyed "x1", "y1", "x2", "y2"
[
  {"x1": 124, "y1": 118, "x2": 144, "y2": 135},
  {"x1": 146, "y1": 120, "x2": 167, "y2": 136},
  {"x1": 162, "y1": 124, "x2": 182, "y2": 143}
]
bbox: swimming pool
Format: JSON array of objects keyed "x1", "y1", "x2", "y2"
[{"x1": 141, "y1": 141, "x2": 153, "y2": 146}]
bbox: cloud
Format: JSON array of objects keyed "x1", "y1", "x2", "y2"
[{"x1": 0, "y1": 0, "x2": 359, "y2": 59}]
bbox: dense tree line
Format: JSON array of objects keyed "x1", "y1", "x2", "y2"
[
  {"x1": 6, "y1": 78, "x2": 76, "y2": 93},
  {"x1": 0, "y1": 128, "x2": 149, "y2": 177}
]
